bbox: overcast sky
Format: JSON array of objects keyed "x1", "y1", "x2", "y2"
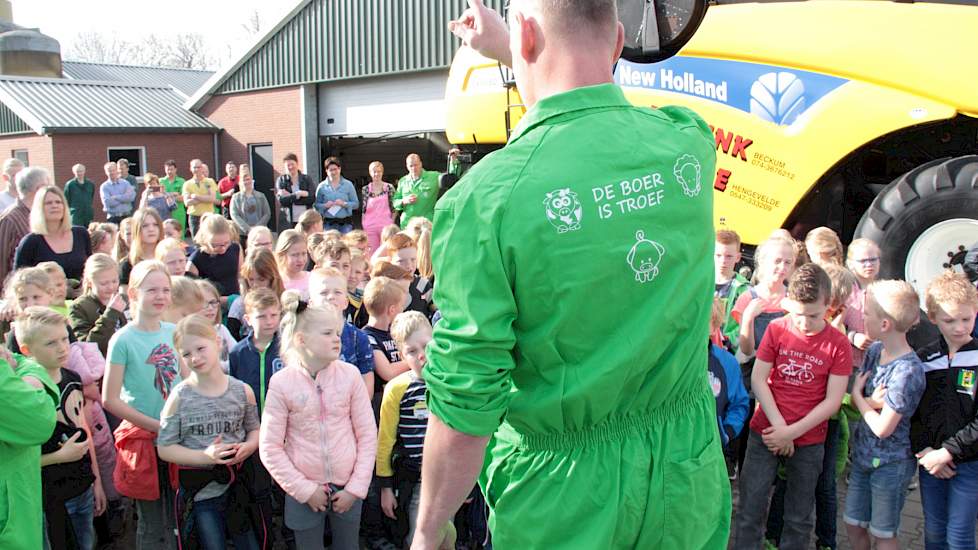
[{"x1": 10, "y1": 0, "x2": 295, "y2": 68}]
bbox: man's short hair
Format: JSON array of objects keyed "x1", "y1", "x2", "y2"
[
  {"x1": 15, "y1": 306, "x2": 66, "y2": 348},
  {"x1": 2, "y1": 158, "x2": 23, "y2": 178},
  {"x1": 103, "y1": 161, "x2": 116, "y2": 172},
  {"x1": 787, "y1": 263, "x2": 831, "y2": 305},
  {"x1": 164, "y1": 159, "x2": 177, "y2": 168},
  {"x1": 364, "y1": 277, "x2": 406, "y2": 317},
  {"x1": 526, "y1": 0, "x2": 618, "y2": 37},
  {"x1": 72, "y1": 163, "x2": 85, "y2": 173},
  {"x1": 324, "y1": 156, "x2": 342, "y2": 169},
  {"x1": 406, "y1": 153, "x2": 421, "y2": 163},
  {"x1": 116, "y1": 158, "x2": 129, "y2": 167},
  {"x1": 15, "y1": 166, "x2": 50, "y2": 198},
  {"x1": 926, "y1": 271, "x2": 978, "y2": 318},
  {"x1": 866, "y1": 280, "x2": 920, "y2": 333},
  {"x1": 190, "y1": 158, "x2": 203, "y2": 168},
  {"x1": 283, "y1": 153, "x2": 299, "y2": 163},
  {"x1": 390, "y1": 310, "x2": 432, "y2": 349},
  {"x1": 226, "y1": 160, "x2": 236, "y2": 167},
  {"x1": 716, "y1": 229, "x2": 741, "y2": 247}
]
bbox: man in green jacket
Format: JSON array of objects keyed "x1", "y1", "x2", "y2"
[
  {"x1": 0, "y1": 351, "x2": 57, "y2": 550},
  {"x1": 393, "y1": 154, "x2": 441, "y2": 228},
  {"x1": 160, "y1": 159, "x2": 186, "y2": 234},
  {"x1": 64, "y1": 163, "x2": 95, "y2": 228},
  {"x1": 414, "y1": 1, "x2": 729, "y2": 549}
]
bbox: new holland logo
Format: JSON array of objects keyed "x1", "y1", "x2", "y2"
[{"x1": 750, "y1": 72, "x2": 806, "y2": 126}]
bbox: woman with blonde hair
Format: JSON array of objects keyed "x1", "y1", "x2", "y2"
[
  {"x1": 14, "y1": 185, "x2": 91, "y2": 280},
  {"x1": 119, "y1": 208, "x2": 165, "y2": 288}
]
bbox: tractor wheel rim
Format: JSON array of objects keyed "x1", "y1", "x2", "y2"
[{"x1": 905, "y1": 217, "x2": 978, "y2": 306}]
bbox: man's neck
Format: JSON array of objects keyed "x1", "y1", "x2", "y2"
[
  {"x1": 367, "y1": 316, "x2": 391, "y2": 331},
  {"x1": 522, "y1": 51, "x2": 615, "y2": 108}
]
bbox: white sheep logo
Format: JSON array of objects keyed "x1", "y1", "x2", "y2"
[
  {"x1": 543, "y1": 188, "x2": 583, "y2": 233},
  {"x1": 673, "y1": 154, "x2": 702, "y2": 198}
]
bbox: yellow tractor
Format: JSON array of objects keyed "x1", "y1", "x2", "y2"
[{"x1": 444, "y1": 1, "x2": 978, "y2": 294}]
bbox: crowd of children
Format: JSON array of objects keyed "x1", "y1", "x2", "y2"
[
  {"x1": 713, "y1": 227, "x2": 978, "y2": 550},
  {"x1": 1, "y1": 157, "x2": 977, "y2": 550}
]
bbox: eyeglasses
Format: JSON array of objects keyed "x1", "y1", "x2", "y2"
[
  {"x1": 853, "y1": 257, "x2": 880, "y2": 265},
  {"x1": 205, "y1": 299, "x2": 220, "y2": 308}
]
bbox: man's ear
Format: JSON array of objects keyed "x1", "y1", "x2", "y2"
[
  {"x1": 613, "y1": 21, "x2": 625, "y2": 62},
  {"x1": 516, "y1": 12, "x2": 541, "y2": 63}
]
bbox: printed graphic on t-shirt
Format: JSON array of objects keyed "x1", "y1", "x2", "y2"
[
  {"x1": 368, "y1": 334, "x2": 401, "y2": 364},
  {"x1": 184, "y1": 410, "x2": 245, "y2": 438},
  {"x1": 777, "y1": 355, "x2": 818, "y2": 385},
  {"x1": 708, "y1": 370, "x2": 722, "y2": 398},
  {"x1": 147, "y1": 343, "x2": 179, "y2": 400},
  {"x1": 58, "y1": 378, "x2": 85, "y2": 431},
  {"x1": 957, "y1": 369, "x2": 976, "y2": 398},
  {"x1": 627, "y1": 230, "x2": 665, "y2": 283},
  {"x1": 673, "y1": 154, "x2": 702, "y2": 197},
  {"x1": 543, "y1": 188, "x2": 583, "y2": 233}
]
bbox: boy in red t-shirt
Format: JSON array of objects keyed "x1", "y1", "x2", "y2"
[{"x1": 733, "y1": 263, "x2": 852, "y2": 550}]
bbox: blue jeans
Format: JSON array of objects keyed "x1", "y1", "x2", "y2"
[
  {"x1": 844, "y1": 458, "x2": 916, "y2": 539},
  {"x1": 64, "y1": 486, "x2": 96, "y2": 550},
  {"x1": 919, "y1": 461, "x2": 978, "y2": 550},
  {"x1": 323, "y1": 220, "x2": 353, "y2": 234},
  {"x1": 190, "y1": 492, "x2": 260, "y2": 550}
]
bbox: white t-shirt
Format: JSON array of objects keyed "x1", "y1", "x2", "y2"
[{"x1": 0, "y1": 190, "x2": 17, "y2": 213}]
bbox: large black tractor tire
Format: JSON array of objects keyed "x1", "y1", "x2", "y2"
[{"x1": 853, "y1": 155, "x2": 978, "y2": 288}]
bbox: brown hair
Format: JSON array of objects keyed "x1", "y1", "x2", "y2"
[
  {"x1": 821, "y1": 263, "x2": 857, "y2": 309},
  {"x1": 716, "y1": 229, "x2": 741, "y2": 247},
  {"x1": 370, "y1": 261, "x2": 412, "y2": 281},
  {"x1": 129, "y1": 208, "x2": 164, "y2": 265},
  {"x1": 925, "y1": 271, "x2": 978, "y2": 318},
  {"x1": 241, "y1": 247, "x2": 285, "y2": 297},
  {"x1": 244, "y1": 287, "x2": 280, "y2": 314},
  {"x1": 385, "y1": 233, "x2": 415, "y2": 252},
  {"x1": 805, "y1": 226, "x2": 844, "y2": 266},
  {"x1": 364, "y1": 277, "x2": 406, "y2": 317},
  {"x1": 787, "y1": 263, "x2": 831, "y2": 305},
  {"x1": 297, "y1": 209, "x2": 322, "y2": 234}
]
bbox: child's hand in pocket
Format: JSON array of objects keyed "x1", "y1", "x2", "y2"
[{"x1": 381, "y1": 487, "x2": 397, "y2": 519}]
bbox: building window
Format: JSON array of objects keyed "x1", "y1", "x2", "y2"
[
  {"x1": 12, "y1": 149, "x2": 27, "y2": 165},
  {"x1": 107, "y1": 147, "x2": 146, "y2": 177}
]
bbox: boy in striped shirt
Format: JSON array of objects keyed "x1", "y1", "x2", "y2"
[{"x1": 377, "y1": 311, "x2": 454, "y2": 549}]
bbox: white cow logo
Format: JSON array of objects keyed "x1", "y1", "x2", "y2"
[
  {"x1": 673, "y1": 154, "x2": 702, "y2": 197},
  {"x1": 544, "y1": 188, "x2": 583, "y2": 233},
  {"x1": 626, "y1": 230, "x2": 665, "y2": 283}
]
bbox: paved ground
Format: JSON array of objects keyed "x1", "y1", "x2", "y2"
[{"x1": 728, "y1": 471, "x2": 929, "y2": 549}]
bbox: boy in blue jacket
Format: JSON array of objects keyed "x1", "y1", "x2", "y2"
[
  {"x1": 710, "y1": 298, "x2": 750, "y2": 450},
  {"x1": 229, "y1": 288, "x2": 283, "y2": 416}
]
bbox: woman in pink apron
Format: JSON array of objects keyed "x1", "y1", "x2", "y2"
[{"x1": 361, "y1": 161, "x2": 395, "y2": 253}]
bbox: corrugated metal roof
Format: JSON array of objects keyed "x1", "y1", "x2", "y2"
[
  {"x1": 186, "y1": 0, "x2": 505, "y2": 110},
  {"x1": 0, "y1": 100, "x2": 32, "y2": 135},
  {"x1": 62, "y1": 61, "x2": 214, "y2": 97},
  {"x1": 0, "y1": 76, "x2": 218, "y2": 134}
]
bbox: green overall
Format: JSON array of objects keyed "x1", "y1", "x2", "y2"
[
  {"x1": 427, "y1": 84, "x2": 730, "y2": 549},
  {"x1": 394, "y1": 170, "x2": 440, "y2": 228}
]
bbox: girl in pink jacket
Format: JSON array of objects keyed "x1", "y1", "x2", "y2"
[{"x1": 259, "y1": 292, "x2": 377, "y2": 550}]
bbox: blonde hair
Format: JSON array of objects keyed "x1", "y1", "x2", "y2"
[
  {"x1": 364, "y1": 277, "x2": 406, "y2": 317},
  {"x1": 241, "y1": 247, "x2": 285, "y2": 297},
  {"x1": 390, "y1": 310, "x2": 431, "y2": 349},
  {"x1": 113, "y1": 217, "x2": 132, "y2": 263},
  {"x1": 196, "y1": 279, "x2": 222, "y2": 324},
  {"x1": 847, "y1": 238, "x2": 880, "y2": 261},
  {"x1": 821, "y1": 263, "x2": 857, "y2": 309},
  {"x1": 805, "y1": 226, "x2": 844, "y2": 266},
  {"x1": 143, "y1": 172, "x2": 160, "y2": 189},
  {"x1": 416, "y1": 225, "x2": 432, "y2": 279},
  {"x1": 129, "y1": 260, "x2": 170, "y2": 293},
  {"x1": 129, "y1": 208, "x2": 164, "y2": 265},
  {"x1": 244, "y1": 287, "x2": 280, "y2": 314},
  {"x1": 754, "y1": 236, "x2": 795, "y2": 273},
  {"x1": 193, "y1": 212, "x2": 237, "y2": 250},
  {"x1": 380, "y1": 224, "x2": 400, "y2": 244},
  {"x1": 343, "y1": 230, "x2": 369, "y2": 250},
  {"x1": 170, "y1": 275, "x2": 205, "y2": 313},
  {"x1": 246, "y1": 226, "x2": 273, "y2": 249},
  {"x1": 866, "y1": 280, "x2": 921, "y2": 333},
  {"x1": 309, "y1": 266, "x2": 346, "y2": 290},
  {"x1": 88, "y1": 222, "x2": 117, "y2": 252},
  {"x1": 37, "y1": 261, "x2": 65, "y2": 282},
  {"x1": 155, "y1": 237, "x2": 186, "y2": 262},
  {"x1": 279, "y1": 290, "x2": 343, "y2": 366},
  {"x1": 15, "y1": 306, "x2": 67, "y2": 348},
  {"x1": 323, "y1": 229, "x2": 342, "y2": 242},
  {"x1": 307, "y1": 233, "x2": 327, "y2": 264},
  {"x1": 82, "y1": 253, "x2": 119, "y2": 294},
  {"x1": 29, "y1": 185, "x2": 72, "y2": 235},
  {"x1": 274, "y1": 229, "x2": 306, "y2": 273},
  {"x1": 173, "y1": 313, "x2": 218, "y2": 352},
  {"x1": 296, "y1": 209, "x2": 322, "y2": 234},
  {"x1": 926, "y1": 271, "x2": 978, "y2": 318},
  {"x1": 6, "y1": 267, "x2": 50, "y2": 302}
]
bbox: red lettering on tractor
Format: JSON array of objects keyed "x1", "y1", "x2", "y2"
[
  {"x1": 709, "y1": 126, "x2": 753, "y2": 162},
  {"x1": 714, "y1": 168, "x2": 732, "y2": 191}
]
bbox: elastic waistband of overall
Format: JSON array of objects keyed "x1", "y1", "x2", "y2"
[{"x1": 495, "y1": 376, "x2": 713, "y2": 453}]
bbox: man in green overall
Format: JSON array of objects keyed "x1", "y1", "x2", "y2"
[{"x1": 413, "y1": 1, "x2": 730, "y2": 549}]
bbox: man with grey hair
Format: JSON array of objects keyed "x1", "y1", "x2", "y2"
[
  {"x1": 415, "y1": 1, "x2": 727, "y2": 548},
  {"x1": 0, "y1": 166, "x2": 49, "y2": 283},
  {"x1": 64, "y1": 163, "x2": 95, "y2": 227},
  {"x1": 0, "y1": 158, "x2": 24, "y2": 213}
]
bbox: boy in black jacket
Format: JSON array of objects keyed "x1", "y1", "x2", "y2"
[{"x1": 911, "y1": 271, "x2": 978, "y2": 550}]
